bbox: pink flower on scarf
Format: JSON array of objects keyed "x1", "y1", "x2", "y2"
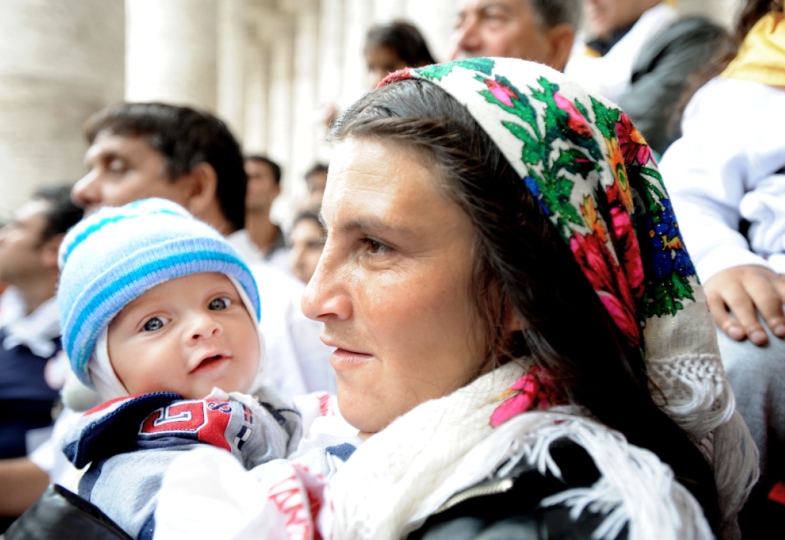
[
  {"x1": 484, "y1": 78, "x2": 516, "y2": 107},
  {"x1": 609, "y1": 204, "x2": 645, "y2": 301},
  {"x1": 616, "y1": 113, "x2": 653, "y2": 166},
  {"x1": 378, "y1": 68, "x2": 412, "y2": 88},
  {"x1": 554, "y1": 92, "x2": 593, "y2": 138},
  {"x1": 570, "y1": 231, "x2": 641, "y2": 347},
  {"x1": 491, "y1": 367, "x2": 560, "y2": 427}
]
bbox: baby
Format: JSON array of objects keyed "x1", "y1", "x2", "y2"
[{"x1": 55, "y1": 198, "x2": 302, "y2": 539}]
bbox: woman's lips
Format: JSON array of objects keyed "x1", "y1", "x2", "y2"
[{"x1": 329, "y1": 348, "x2": 373, "y2": 370}]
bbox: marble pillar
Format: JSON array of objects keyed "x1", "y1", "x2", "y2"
[
  {"x1": 125, "y1": 0, "x2": 219, "y2": 111},
  {"x1": 0, "y1": 0, "x2": 124, "y2": 218}
]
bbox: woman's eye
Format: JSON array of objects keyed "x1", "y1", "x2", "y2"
[
  {"x1": 363, "y1": 238, "x2": 388, "y2": 255},
  {"x1": 209, "y1": 297, "x2": 232, "y2": 310},
  {"x1": 143, "y1": 316, "x2": 168, "y2": 332}
]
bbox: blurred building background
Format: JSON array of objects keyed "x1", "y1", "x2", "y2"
[{"x1": 0, "y1": 0, "x2": 740, "y2": 224}]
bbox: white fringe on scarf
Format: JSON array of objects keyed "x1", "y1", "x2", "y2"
[{"x1": 329, "y1": 362, "x2": 713, "y2": 540}]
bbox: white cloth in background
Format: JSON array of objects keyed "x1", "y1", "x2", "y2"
[
  {"x1": 659, "y1": 78, "x2": 785, "y2": 281},
  {"x1": 230, "y1": 228, "x2": 293, "y2": 275},
  {"x1": 0, "y1": 290, "x2": 60, "y2": 358}
]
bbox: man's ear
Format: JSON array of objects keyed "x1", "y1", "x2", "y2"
[
  {"x1": 40, "y1": 233, "x2": 64, "y2": 271},
  {"x1": 545, "y1": 23, "x2": 577, "y2": 72},
  {"x1": 180, "y1": 162, "x2": 218, "y2": 219}
]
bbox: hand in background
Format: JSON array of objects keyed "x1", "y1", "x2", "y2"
[{"x1": 704, "y1": 265, "x2": 785, "y2": 346}]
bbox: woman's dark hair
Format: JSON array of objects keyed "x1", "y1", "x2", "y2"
[
  {"x1": 365, "y1": 20, "x2": 437, "y2": 67},
  {"x1": 330, "y1": 78, "x2": 719, "y2": 529},
  {"x1": 676, "y1": 0, "x2": 782, "y2": 122}
]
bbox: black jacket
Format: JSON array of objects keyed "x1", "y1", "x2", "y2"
[{"x1": 408, "y1": 442, "x2": 627, "y2": 540}]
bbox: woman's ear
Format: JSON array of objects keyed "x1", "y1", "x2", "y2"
[
  {"x1": 503, "y1": 300, "x2": 527, "y2": 333},
  {"x1": 180, "y1": 162, "x2": 218, "y2": 218}
]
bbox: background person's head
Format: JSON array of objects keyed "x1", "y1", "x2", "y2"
[
  {"x1": 0, "y1": 185, "x2": 83, "y2": 312},
  {"x1": 289, "y1": 208, "x2": 325, "y2": 284},
  {"x1": 583, "y1": 0, "x2": 661, "y2": 41},
  {"x1": 58, "y1": 198, "x2": 263, "y2": 402},
  {"x1": 74, "y1": 102, "x2": 247, "y2": 234},
  {"x1": 244, "y1": 155, "x2": 282, "y2": 216},
  {"x1": 304, "y1": 163, "x2": 329, "y2": 208},
  {"x1": 364, "y1": 20, "x2": 437, "y2": 88},
  {"x1": 450, "y1": 0, "x2": 581, "y2": 71},
  {"x1": 307, "y1": 58, "x2": 718, "y2": 517}
]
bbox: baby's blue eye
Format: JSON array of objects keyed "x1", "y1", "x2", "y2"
[
  {"x1": 209, "y1": 297, "x2": 232, "y2": 310},
  {"x1": 143, "y1": 316, "x2": 168, "y2": 332}
]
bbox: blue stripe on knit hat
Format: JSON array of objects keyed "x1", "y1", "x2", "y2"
[
  {"x1": 59, "y1": 207, "x2": 184, "y2": 267},
  {"x1": 57, "y1": 198, "x2": 261, "y2": 388}
]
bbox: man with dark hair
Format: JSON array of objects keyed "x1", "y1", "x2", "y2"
[
  {"x1": 0, "y1": 185, "x2": 83, "y2": 531},
  {"x1": 74, "y1": 102, "x2": 246, "y2": 233},
  {"x1": 449, "y1": 0, "x2": 581, "y2": 71},
  {"x1": 234, "y1": 155, "x2": 291, "y2": 272}
]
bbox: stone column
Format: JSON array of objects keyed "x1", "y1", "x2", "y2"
[
  {"x1": 243, "y1": 36, "x2": 270, "y2": 154},
  {"x1": 341, "y1": 0, "x2": 373, "y2": 103},
  {"x1": 218, "y1": 0, "x2": 251, "y2": 139},
  {"x1": 0, "y1": 0, "x2": 125, "y2": 219},
  {"x1": 125, "y1": 0, "x2": 219, "y2": 111}
]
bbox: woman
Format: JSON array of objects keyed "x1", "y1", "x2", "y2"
[
  {"x1": 364, "y1": 20, "x2": 437, "y2": 88},
  {"x1": 149, "y1": 58, "x2": 757, "y2": 540}
]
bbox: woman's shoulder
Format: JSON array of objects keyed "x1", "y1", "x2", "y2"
[{"x1": 408, "y1": 440, "x2": 625, "y2": 540}]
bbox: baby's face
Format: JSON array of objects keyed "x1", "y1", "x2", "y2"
[{"x1": 107, "y1": 272, "x2": 260, "y2": 399}]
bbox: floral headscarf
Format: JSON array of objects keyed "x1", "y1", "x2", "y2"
[
  {"x1": 381, "y1": 57, "x2": 691, "y2": 356},
  {"x1": 379, "y1": 58, "x2": 756, "y2": 533}
]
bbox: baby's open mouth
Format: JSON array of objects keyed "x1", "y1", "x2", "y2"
[{"x1": 191, "y1": 354, "x2": 227, "y2": 373}]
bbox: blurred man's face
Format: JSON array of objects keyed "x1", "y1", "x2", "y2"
[
  {"x1": 73, "y1": 132, "x2": 189, "y2": 215},
  {"x1": 0, "y1": 199, "x2": 52, "y2": 286},
  {"x1": 584, "y1": 0, "x2": 657, "y2": 41},
  {"x1": 244, "y1": 160, "x2": 280, "y2": 214},
  {"x1": 449, "y1": 0, "x2": 552, "y2": 64},
  {"x1": 305, "y1": 170, "x2": 328, "y2": 208}
]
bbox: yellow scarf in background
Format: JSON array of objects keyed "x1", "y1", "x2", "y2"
[{"x1": 722, "y1": 11, "x2": 785, "y2": 86}]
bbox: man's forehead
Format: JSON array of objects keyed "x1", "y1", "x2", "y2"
[
  {"x1": 85, "y1": 132, "x2": 155, "y2": 161},
  {"x1": 460, "y1": 0, "x2": 523, "y2": 13}
]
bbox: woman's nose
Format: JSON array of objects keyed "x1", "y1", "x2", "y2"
[{"x1": 301, "y1": 242, "x2": 351, "y2": 322}]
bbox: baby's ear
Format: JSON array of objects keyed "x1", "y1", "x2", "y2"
[{"x1": 181, "y1": 162, "x2": 219, "y2": 219}]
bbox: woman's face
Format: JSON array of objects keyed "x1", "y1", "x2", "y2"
[
  {"x1": 302, "y1": 138, "x2": 485, "y2": 436},
  {"x1": 365, "y1": 44, "x2": 407, "y2": 88}
]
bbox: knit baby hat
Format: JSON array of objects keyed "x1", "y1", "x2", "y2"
[{"x1": 57, "y1": 197, "x2": 262, "y2": 390}]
